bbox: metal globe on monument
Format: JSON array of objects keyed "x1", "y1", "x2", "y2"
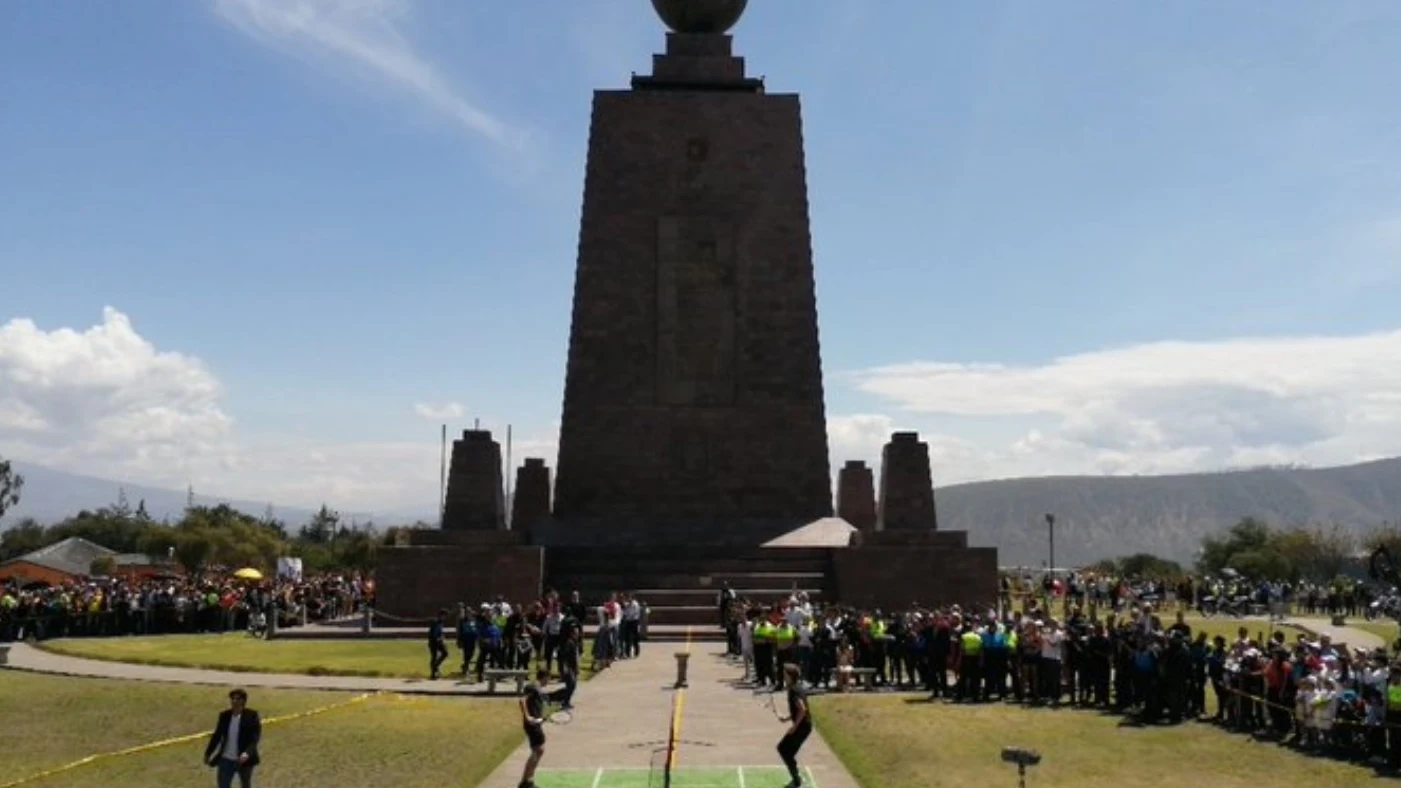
[{"x1": 650, "y1": 0, "x2": 748, "y2": 35}]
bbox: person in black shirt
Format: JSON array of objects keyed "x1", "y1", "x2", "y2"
[
  {"x1": 776, "y1": 663, "x2": 812, "y2": 788},
  {"x1": 427, "y1": 609, "x2": 449, "y2": 680},
  {"x1": 518, "y1": 668, "x2": 552, "y2": 788}
]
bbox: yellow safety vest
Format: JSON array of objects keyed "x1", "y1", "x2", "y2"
[
  {"x1": 871, "y1": 620, "x2": 886, "y2": 638},
  {"x1": 754, "y1": 623, "x2": 774, "y2": 643},
  {"x1": 1388, "y1": 684, "x2": 1401, "y2": 711},
  {"x1": 1007, "y1": 630, "x2": 1018, "y2": 650},
  {"x1": 961, "y1": 631, "x2": 983, "y2": 656},
  {"x1": 776, "y1": 625, "x2": 796, "y2": 648}
]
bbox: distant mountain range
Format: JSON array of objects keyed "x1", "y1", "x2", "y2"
[
  {"x1": 937, "y1": 457, "x2": 1401, "y2": 566},
  {"x1": 0, "y1": 462, "x2": 400, "y2": 529},
  {"x1": 6, "y1": 457, "x2": 1401, "y2": 568}
]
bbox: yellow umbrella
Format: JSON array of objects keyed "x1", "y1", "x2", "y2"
[{"x1": 233, "y1": 567, "x2": 263, "y2": 581}]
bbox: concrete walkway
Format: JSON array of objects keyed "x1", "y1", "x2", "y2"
[
  {"x1": 2, "y1": 641, "x2": 482, "y2": 695},
  {"x1": 477, "y1": 644, "x2": 861, "y2": 788},
  {"x1": 1282, "y1": 616, "x2": 1389, "y2": 650}
]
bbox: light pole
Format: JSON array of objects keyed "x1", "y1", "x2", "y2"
[{"x1": 1044, "y1": 513, "x2": 1055, "y2": 576}]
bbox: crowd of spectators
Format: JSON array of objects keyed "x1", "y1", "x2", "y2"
[
  {"x1": 438, "y1": 589, "x2": 646, "y2": 683},
  {"x1": 721, "y1": 576, "x2": 1401, "y2": 770},
  {"x1": 0, "y1": 572, "x2": 372, "y2": 642}
]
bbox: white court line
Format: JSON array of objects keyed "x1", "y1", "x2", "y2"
[
  {"x1": 805, "y1": 766, "x2": 820, "y2": 788},
  {"x1": 737, "y1": 766, "x2": 746, "y2": 788},
  {"x1": 591, "y1": 767, "x2": 604, "y2": 788}
]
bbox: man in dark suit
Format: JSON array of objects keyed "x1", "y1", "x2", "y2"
[{"x1": 204, "y1": 688, "x2": 261, "y2": 788}]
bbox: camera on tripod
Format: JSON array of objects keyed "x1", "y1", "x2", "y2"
[{"x1": 1001, "y1": 747, "x2": 1041, "y2": 767}]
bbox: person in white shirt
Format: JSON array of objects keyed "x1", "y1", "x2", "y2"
[
  {"x1": 204, "y1": 688, "x2": 260, "y2": 788},
  {"x1": 1038, "y1": 622, "x2": 1065, "y2": 705}
]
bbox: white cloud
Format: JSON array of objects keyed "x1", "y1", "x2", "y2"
[
  {"x1": 0, "y1": 307, "x2": 234, "y2": 474},
  {"x1": 413, "y1": 401, "x2": 463, "y2": 421},
  {"x1": 213, "y1": 0, "x2": 528, "y2": 150},
  {"x1": 850, "y1": 330, "x2": 1401, "y2": 479},
  {"x1": 14, "y1": 309, "x2": 1401, "y2": 515}
]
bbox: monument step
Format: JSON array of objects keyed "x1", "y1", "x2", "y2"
[
  {"x1": 644, "y1": 605, "x2": 736, "y2": 626},
  {"x1": 547, "y1": 559, "x2": 830, "y2": 577},
  {"x1": 576, "y1": 588, "x2": 824, "y2": 607},
  {"x1": 551, "y1": 571, "x2": 829, "y2": 592}
]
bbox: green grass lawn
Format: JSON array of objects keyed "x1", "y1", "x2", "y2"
[
  {"x1": 0, "y1": 670, "x2": 521, "y2": 787},
  {"x1": 38, "y1": 633, "x2": 596, "y2": 681},
  {"x1": 813, "y1": 694, "x2": 1383, "y2": 788}
]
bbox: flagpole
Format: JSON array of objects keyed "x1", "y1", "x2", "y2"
[
  {"x1": 505, "y1": 424, "x2": 513, "y2": 531},
  {"x1": 439, "y1": 423, "x2": 447, "y2": 528}
]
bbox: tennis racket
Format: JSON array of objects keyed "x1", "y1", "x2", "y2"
[{"x1": 755, "y1": 687, "x2": 786, "y2": 722}]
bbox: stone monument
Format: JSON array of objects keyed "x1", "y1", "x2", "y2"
[
  {"x1": 510, "y1": 458, "x2": 552, "y2": 542},
  {"x1": 441, "y1": 430, "x2": 505, "y2": 531},
  {"x1": 551, "y1": 0, "x2": 831, "y2": 535},
  {"x1": 876, "y1": 432, "x2": 939, "y2": 531},
  {"x1": 836, "y1": 461, "x2": 877, "y2": 532},
  {"x1": 377, "y1": 2, "x2": 999, "y2": 618}
]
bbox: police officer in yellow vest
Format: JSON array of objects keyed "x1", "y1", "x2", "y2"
[
  {"x1": 753, "y1": 616, "x2": 777, "y2": 688},
  {"x1": 869, "y1": 613, "x2": 889, "y2": 687},
  {"x1": 775, "y1": 620, "x2": 797, "y2": 680},
  {"x1": 958, "y1": 623, "x2": 984, "y2": 702}
]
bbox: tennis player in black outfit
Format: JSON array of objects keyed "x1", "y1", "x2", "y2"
[
  {"x1": 518, "y1": 668, "x2": 551, "y2": 788},
  {"x1": 777, "y1": 663, "x2": 812, "y2": 788}
]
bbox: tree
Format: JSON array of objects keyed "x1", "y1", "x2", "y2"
[
  {"x1": 0, "y1": 518, "x2": 46, "y2": 561},
  {"x1": 173, "y1": 528, "x2": 216, "y2": 575},
  {"x1": 89, "y1": 555, "x2": 117, "y2": 577},
  {"x1": 0, "y1": 458, "x2": 23, "y2": 520},
  {"x1": 298, "y1": 504, "x2": 340, "y2": 544},
  {"x1": 1198, "y1": 517, "x2": 1272, "y2": 575}
]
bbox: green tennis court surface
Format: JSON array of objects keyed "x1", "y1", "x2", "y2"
[{"x1": 531, "y1": 766, "x2": 818, "y2": 787}]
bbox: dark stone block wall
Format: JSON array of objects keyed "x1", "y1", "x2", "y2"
[
  {"x1": 375, "y1": 545, "x2": 543, "y2": 618},
  {"x1": 836, "y1": 460, "x2": 876, "y2": 532},
  {"x1": 442, "y1": 430, "x2": 505, "y2": 531},
  {"x1": 833, "y1": 546, "x2": 998, "y2": 612},
  {"x1": 877, "y1": 432, "x2": 939, "y2": 531},
  {"x1": 552, "y1": 33, "x2": 832, "y2": 526}
]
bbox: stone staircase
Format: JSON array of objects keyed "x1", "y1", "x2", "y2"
[{"x1": 545, "y1": 546, "x2": 832, "y2": 627}]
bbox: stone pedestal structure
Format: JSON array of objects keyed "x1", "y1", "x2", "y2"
[
  {"x1": 836, "y1": 461, "x2": 876, "y2": 532},
  {"x1": 377, "y1": 4, "x2": 999, "y2": 620},
  {"x1": 876, "y1": 432, "x2": 938, "y2": 531},
  {"x1": 510, "y1": 458, "x2": 552, "y2": 541},
  {"x1": 442, "y1": 430, "x2": 505, "y2": 531},
  {"x1": 550, "y1": 28, "x2": 831, "y2": 529}
]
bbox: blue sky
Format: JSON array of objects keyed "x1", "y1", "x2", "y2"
[{"x1": 4, "y1": 1, "x2": 1401, "y2": 515}]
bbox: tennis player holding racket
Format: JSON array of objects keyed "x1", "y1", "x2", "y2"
[
  {"x1": 518, "y1": 668, "x2": 554, "y2": 788},
  {"x1": 776, "y1": 663, "x2": 812, "y2": 788}
]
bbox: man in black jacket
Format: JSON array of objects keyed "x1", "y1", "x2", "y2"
[{"x1": 204, "y1": 688, "x2": 261, "y2": 788}]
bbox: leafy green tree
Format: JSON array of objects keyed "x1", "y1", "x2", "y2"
[
  {"x1": 1198, "y1": 517, "x2": 1272, "y2": 575},
  {"x1": 0, "y1": 518, "x2": 46, "y2": 561},
  {"x1": 173, "y1": 528, "x2": 216, "y2": 575},
  {"x1": 0, "y1": 458, "x2": 23, "y2": 520},
  {"x1": 89, "y1": 555, "x2": 118, "y2": 576},
  {"x1": 298, "y1": 504, "x2": 340, "y2": 544}
]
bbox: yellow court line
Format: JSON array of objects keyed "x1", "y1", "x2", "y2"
[
  {"x1": 668, "y1": 686, "x2": 687, "y2": 773},
  {"x1": 0, "y1": 692, "x2": 374, "y2": 788}
]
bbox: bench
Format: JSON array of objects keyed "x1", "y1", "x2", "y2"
[
  {"x1": 483, "y1": 669, "x2": 529, "y2": 695},
  {"x1": 850, "y1": 667, "x2": 877, "y2": 691}
]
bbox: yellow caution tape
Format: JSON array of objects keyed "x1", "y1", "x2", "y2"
[{"x1": 0, "y1": 692, "x2": 374, "y2": 787}]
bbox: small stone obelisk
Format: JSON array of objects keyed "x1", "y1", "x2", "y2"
[
  {"x1": 876, "y1": 432, "x2": 939, "y2": 531},
  {"x1": 836, "y1": 460, "x2": 877, "y2": 532},
  {"x1": 441, "y1": 430, "x2": 505, "y2": 530}
]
